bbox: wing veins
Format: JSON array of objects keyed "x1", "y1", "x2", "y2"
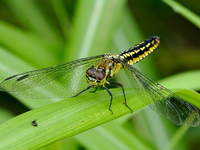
[{"x1": 121, "y1": 61, "x2": 200, "y2": 126}]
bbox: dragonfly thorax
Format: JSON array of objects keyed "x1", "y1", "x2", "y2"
[{"x1": 85, "y1": 57, "x2": 123, "y2": 88}]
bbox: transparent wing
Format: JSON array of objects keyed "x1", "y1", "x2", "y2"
[
  {"x1": 0, "y1": 55, "x2": 103, "y2": 98},
  {"x1": 122, "y1": 62, "x2": 200, "y2": 127}
]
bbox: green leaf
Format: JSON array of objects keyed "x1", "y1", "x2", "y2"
[
  {"x1": 0, "y1": 88, "x2": 143, "y2": 149},
  {"x1": 159, "y1": 70, "x2": 200, "y2": 91},
  {"x1": 65, "y1": 0, "x2": 127, "y2": 60},
  {"x1": 76, "y1": 121, "x2": 151, "y2": 150},
  {"x1": 0, "y1": 88, "x2": 200, "y2": 149},
  {"x1": 4, "y1": 0, "x2": 62, "y2": 43},
  {"x1": 163, "y1": 0, "x2": 200, "y2": 28},
  {"x1": 0, "y1": 108, "x2": 14, "y2": 124},
  {"x1": 164, "y1": 126, "x2": 189, "y2": 150},
  {"x1": 50, "y1": 0, "x2": 71, "y2": 38},
  {"x1": 0, "y1": 22, "x2": 59, "y2": 67},
  {"x1": 175, "y1": 89, "x2": 200, "y2": 108}
]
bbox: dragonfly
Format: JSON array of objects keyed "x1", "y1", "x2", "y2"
[{"x1": 0, "y1": 36, "x2": 199, "y2": 127}]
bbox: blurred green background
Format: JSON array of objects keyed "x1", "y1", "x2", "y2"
[{"x1": 0, "y1": 0, "x2": 200, "y2": 149}]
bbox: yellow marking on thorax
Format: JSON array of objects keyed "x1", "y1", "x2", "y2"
[{"x1": 96, "y1": 57, "x2": 123, "y2": 85}]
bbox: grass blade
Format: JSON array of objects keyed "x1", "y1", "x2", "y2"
[
  {"x1": 0, "y1": 88, "x2": 199, "y2": 149},
  {"x1": 163, "y1": 1, "x2": 200, "y2": 28}
]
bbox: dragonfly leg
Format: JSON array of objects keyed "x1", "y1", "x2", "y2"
[
  {"x1": 103, "y1": 85, "x2": 113, "y2": 114},
  {"x1": 72, "y1": 86, "x2": 91, "y2": 97},
  {"x1": 89, "y1": 87, "x2": 98, "y2": 93},
  {"x1": 109, "y1": 81, "x2": 133, "y2": 113}
]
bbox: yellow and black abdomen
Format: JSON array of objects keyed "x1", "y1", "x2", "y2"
[{"x1": 116, "y1": 36, "x2": 160, "y2": 65}]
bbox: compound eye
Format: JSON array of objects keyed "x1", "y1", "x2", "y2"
[
  {"x1": 95, "y1": 71, "x2": 105, "y2": 80},
  {"x1": 86, "y1": 67, "x2": 96, "y2": 75}
]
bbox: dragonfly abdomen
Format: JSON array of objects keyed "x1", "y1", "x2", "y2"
[{"x1": 116, "y1": 36, "x2": 160, "y2": 65}]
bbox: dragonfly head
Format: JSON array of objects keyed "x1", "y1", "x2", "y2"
[{"x1": 86, "y1": 66, "x2": 105, "y2": 87}]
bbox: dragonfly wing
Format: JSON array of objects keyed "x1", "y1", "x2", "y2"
[
  {"x1": 122, "y1": 62, "x2": 200, "y2": 127},
  {"x1": 0, "y1": 55, "x2": 103, "y2": 98}
]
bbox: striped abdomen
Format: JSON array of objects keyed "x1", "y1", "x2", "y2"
[{"x1": 116, "y1": 36, "x2": 160, "y2": 65}]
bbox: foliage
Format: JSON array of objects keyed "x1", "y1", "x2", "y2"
[{"x1": 0, "y1": 0, "x2": 199, "y2": 149}]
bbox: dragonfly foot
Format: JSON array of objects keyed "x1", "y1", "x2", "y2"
[{"x1": 109, "y1": 108, "x2": 113, "y2": 115}]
